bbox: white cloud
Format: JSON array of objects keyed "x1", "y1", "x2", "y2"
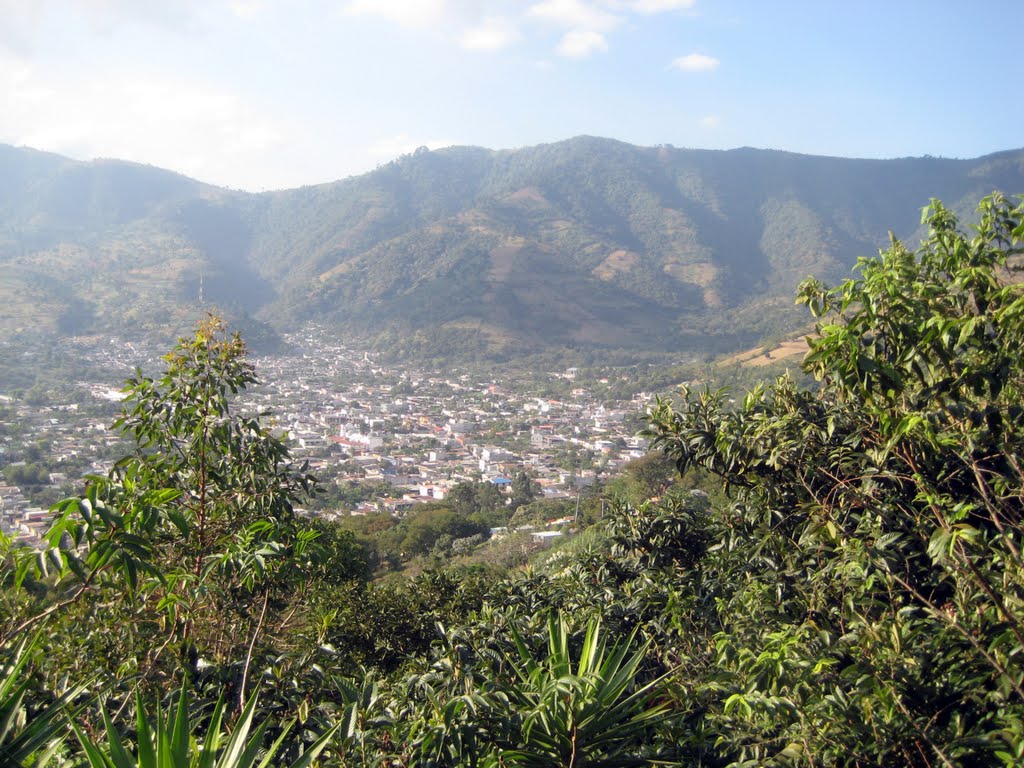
[
  {"x1": 226, "y1": 0, "x2": 267, "y2": 19},
  {"x1": 614, "y1": 0, "x2": 696, "y2": 13},
  {"x1": 1, "y1": 63, "x2": 292, "y2": 188},
  {"x1": 337, "y1": 0, "x2": 693, "y2": 59},
  {"x1": 700, "y1": 114, "x2": 720, "y2": 128},
  {"x1": 556, "y1": 29, "x2": 608, "y2": 57},
  {"x1": 0, "y1": 0, "x2": 47, "y2": 55},
  {"x1": 526, "y1": 0, "x2": 620, "y2": 58},
  {"x1": 342, "y1": 0, "x2": 453, "y2": 29},
  {"x1": 67, "y1": 0, "x2": 206, "y2": 37},
  {"x1": 460, "y1": 16, "x2": 520, "y2": 51},
  {"x1": 671, "y1": 52, "x2": 719, "y2": 71},
  {"x1": 527, "y1": 0, "x2": 619, "y2": 32},
  {"x1": 0, "y1": 0, "x2": 209, "y2": 56}
]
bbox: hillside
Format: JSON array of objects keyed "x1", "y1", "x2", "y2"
[{"x1": 1, "y1": 138, "x2": 1022, "y2": 361}]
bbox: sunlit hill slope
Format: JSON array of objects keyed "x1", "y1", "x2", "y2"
[{"x1": 1, "y1": 137, "x2": 1022, "y2": 361}]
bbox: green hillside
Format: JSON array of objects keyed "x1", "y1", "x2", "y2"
[{"x1": 1, "y1": 138, "x2": 1022, "y2": 360}]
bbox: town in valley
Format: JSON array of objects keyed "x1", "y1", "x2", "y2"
[{"x1": 0, "y1": 325, "x2": 681, "y2": 550}]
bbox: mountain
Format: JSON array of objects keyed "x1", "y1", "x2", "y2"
[{"x1": 2, "y1": 137, "x2": 1023, "y2": 362}]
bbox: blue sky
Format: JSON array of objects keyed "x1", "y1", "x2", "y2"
[{"x1": 1, "y1": 0, "x2": 1020, "y2": 191}]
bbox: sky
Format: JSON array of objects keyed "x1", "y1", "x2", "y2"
[{"x1": 1, "y1": 0, "x2": 1021, "y2": 192}]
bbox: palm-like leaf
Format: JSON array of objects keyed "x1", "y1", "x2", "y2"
[
  {"x1": 501, "y1": 615, "x2": 670, "y2": 767},
  {"x1": 0, "y1": 633, "x2": 85, "y2": 767},
  {"x1": 73, "y1": 683, "x2": 338, "y2": 768}
]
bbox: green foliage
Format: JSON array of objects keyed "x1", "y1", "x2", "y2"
[
  {"x1": 509, "y1": 498, "x2": 573, "y2": 529},
  {"x1": 509, "y1": 471, "x2": 540, "y2": 511},
  {"x1": 603, "y1": 451, "x2": 679, "y2": 505},
  {"x1": 445, "y1": 481, "x2": 505, "y2": 519},
  {"x1": 72, "y1": 683, "x2": 337, "y2": 768},
  {"x1": 383, "y1": 503, "x2": 491, "y2": 561},
  {"x1": 4, "y1": 316, "x2": 350, "y2": 765},
  {"x1": 0, "y1": 316, "x2": 360, "y2": 767},
  {"x1": 2, "y1": 463, "x2": 50, "y2": 487},
  {"x1": 498, "y1": 614, "x2": 669, "y2": 767},
  {"x1": 9, "y1": 192, "x2": 1024, "y2": 766},
  {"x1": 304, "y1": 480, "x2": 391, "y2": 513},
  {"x1": 646, "y1": 193, "x2": 1024, "y2": 764},
  {"x1": 110, "y1": 314, "x2": 318, "y2": 590},
  {"x1": 300, "y1": 519, "x2": 369, "y2": 586},
  {"x1": 323, "y1": 611, "x2": 671, "y2": 768},
  {"x1": 315, "y1": 569, "x2": 495, "y2": 673},
  {"x1": 0, "y1": 633, "x2": 84, "y2": 767}
]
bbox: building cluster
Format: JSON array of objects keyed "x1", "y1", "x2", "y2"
[
  {"x1": 0, "y1": 338, "x2": 142, "y2": 544},
  {"x1": 0, "y1": 327, "x2": 657, "y2": 543},
  {"x1": 254, "y1": 328, "x2": 653, "y2": 519},
  {"x1": 0, "y1": 482, "x2": 50, "y2": 543}
]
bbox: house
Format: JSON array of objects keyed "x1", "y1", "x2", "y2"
[
  {"x1": 530, "y1": 530, "x2": 563, "y2": 546},
  {"x1": 296, "y1": 432, "x2": 325, "y2": 451}
]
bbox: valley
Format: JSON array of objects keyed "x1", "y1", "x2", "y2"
[{"x1": 0, "y1": 322, "x2": 732, "y2": 555}]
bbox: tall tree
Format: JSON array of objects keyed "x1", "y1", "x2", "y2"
[
  {"x1": 646, "y1": 193, "x2": 1024, "y2": 764},
  {"x1": 510, "y1": 471, "x2": 540, "y2": 510},
  {"x1": 20, "y1": 316, "x2": 324, "y2": 704}
]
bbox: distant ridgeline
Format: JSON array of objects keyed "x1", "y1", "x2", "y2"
[{"x1": 1, "y1": 138, "x2": 1022, "y2": 362}]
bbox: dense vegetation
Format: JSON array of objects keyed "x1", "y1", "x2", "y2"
[
  {"x1": 2, "y1": 193, "x2": 1024, "y2": 765},
  {"x1": 3, "y1": 140, "x2": 1024, "y2": 362}
]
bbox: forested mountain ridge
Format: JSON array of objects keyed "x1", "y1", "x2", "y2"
[{"x1": 2, "y1": 138, "x2": 1023, "y2": 360}]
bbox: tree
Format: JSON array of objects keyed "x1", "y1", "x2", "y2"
[
  {"x1": 447, "y1": 480, "x2": 504, "y2": 518},
  {"x1": 391, "y1": 506, "x2": 488, "y2": 558},
  {"x1": 604, "y1": 452, "x2": 677, "y2": 505},
  {"x1": 645, "y1": 193, "x2": 1024, "y2": 764},
  {"x1": 18, "y1": 316, "x2": 325, "y2": 706},
  {"x1": 510, "y1": 471, "x2": 539, "y2": 510}
]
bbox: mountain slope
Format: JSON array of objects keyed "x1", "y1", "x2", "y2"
[{"x1": 1, "y1": 138, "x2": 1022, "y2": 361}]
